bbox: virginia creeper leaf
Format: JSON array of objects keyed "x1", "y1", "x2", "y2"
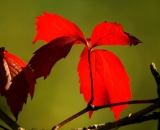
[
  {"x1": 29, "y1": 36, "x2": 84, "y2": 79},
  {"x1": 78, "y1": 47, "x2": 131, "y2": 120},
  {"x1": 90, "y1": 22, "x2": 141, "y2": 47},
  {"x1": 33, "y1": 12, "x2": 86, "y2": 44},
  {"x1": 0, "y1": 47, "x2": 35, "y2": 119}
]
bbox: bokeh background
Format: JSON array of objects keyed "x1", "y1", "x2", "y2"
[{"x1": 0, "y1": 0, "x2": 160, "y2": 130}]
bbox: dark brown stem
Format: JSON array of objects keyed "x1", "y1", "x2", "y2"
[
  {"x1": 52, "y1": 107, "x2": 88, "y2": 130},
  {"x1": 88, "y1": 49, "x2": 94, "y2": 104}
]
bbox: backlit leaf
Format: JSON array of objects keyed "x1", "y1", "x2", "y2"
[
  {"x1": 0, "y1": 47, "x2": 35, "y2": 119},
  {"x1": 78, "y1": 47, "x2": 131, "y2": 120},
  {"x1": 91, "y1": 22, "x2": 141, "y2": 47},
  {"x1": 29, "y1": 36, "x2": 84, "y2": 79},
  {"x1": 33, "y1": 12, "x2": 86, "y2": 44}
]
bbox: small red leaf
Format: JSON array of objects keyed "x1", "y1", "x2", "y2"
[
  {"x1": 29, "y1": 36, "x2": 83, "y2": 79},
  {"x1": 91, "y1": 22, "x2": 141, "y2": 47},
  {"x1": 78, "y1": 47, "x2": 131, "y2": 120},
  {"x1": 0, "y1": 47, "x2": 35, "y2": 119},
  {"x1": 33, "y1": 12, "x2": 86, "y2": 44}
]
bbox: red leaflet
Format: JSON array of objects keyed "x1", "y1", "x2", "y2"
[
  {"x1": 33, "y1": 12, "x2": 86, "y2": 44},
  {"x1": 91, "y1": 22, "x2": 141, "y2": 47},
  {"x1": 78, "y1": 47, "x2": 131, "y2": 120},
  {"x1": 0, "y1": 47, "x2": 35, "y2": 119},
  {"x1": 31, "y1": 12, "x2": 141, "y2": 120}
]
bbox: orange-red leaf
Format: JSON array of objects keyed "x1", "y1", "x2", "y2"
[
  {"x1": 78, "y1": 47, "x2": 131, "y2": 120},
  {"x1": 29, "y1": 36, "x2": 84, "y2": 79},
  {"x1": 33, "y1": 12, "x2": 86, "y2": 44},
  {"x1": 0, "y1": 47, "x2": 35, "y2": 119},
  {"x1": 91, "y1": 22, "x2": 141, "y2": 47}
]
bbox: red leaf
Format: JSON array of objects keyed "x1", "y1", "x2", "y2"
[
  {"x1": 29, "y1": 36, "x2": 84, "y2": 79},
  {"x1": 78, "y1": 47, "x2": 131, "y2": 120},
  {"x1": 0, "y1": 47, "x2": 35, "y2": 119},
  {"x1": 33, "y1": 12, "x2": 86, "y2": 44},
  {"x1": 90, "y1": 22, "x2": 141, "y2": 47}
]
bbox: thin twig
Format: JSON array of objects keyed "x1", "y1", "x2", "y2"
[
  {"x1": 150, "y1": 62, "x2": 160, "y2": 130},
  {"x1": 150, "y1": 62, "x2": 160, "y2": 98},
  {"x1": 0, "y1": 108, "x2": 24, "y2": 130},
  {"x1": 94, "y1": 98, "x2": 159, "y2": 110},
  {"x1": 73, "y1": 112, "x2": 160, "y2": 130},
  {"x1": 0, "y1": 125, "x2": 9, "y2": 130},
  {"x1": 73, "y1": 101, "x2": 160, "y2": 130},
  {"x1": 98, "y1": 100, "x2": 160, "y2": 130},
  {"x1": 52, "y1": 107, "x2": 89, "y2": 130}
]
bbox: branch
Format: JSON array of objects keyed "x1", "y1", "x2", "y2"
[
  {"x1": 73, "y1": 101, "x2": 160, "y2": 130},
  {"x1": 150, "y1": 62, "x2": 160, "y2": 98},
  {"x1": 0, "y1": 108, "x2": 25, "y2": 130},
  {"x1": 0, "y1": 125, "x2": 9, "y2": 130},
  {"x1": 99, "y1": 101, "x2": 160, "y2": 130},
  {"x1": 150, "y1": 62, "x2": 160, "y2": 129}
]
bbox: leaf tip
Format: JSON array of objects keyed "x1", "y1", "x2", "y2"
[
  {"x1": 32, "y1": 40, "x2": 36, "y2": 44},
  {"x1": 89, "y1": 111, "x2": 93, "y2": 118},
  {"x1": 125, "y1": 32, "x2": 142, "y2": 46}
]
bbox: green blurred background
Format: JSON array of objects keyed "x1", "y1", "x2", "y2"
[{"x1": 0, "y1": 0, "x2": 160, "y2": 130}]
